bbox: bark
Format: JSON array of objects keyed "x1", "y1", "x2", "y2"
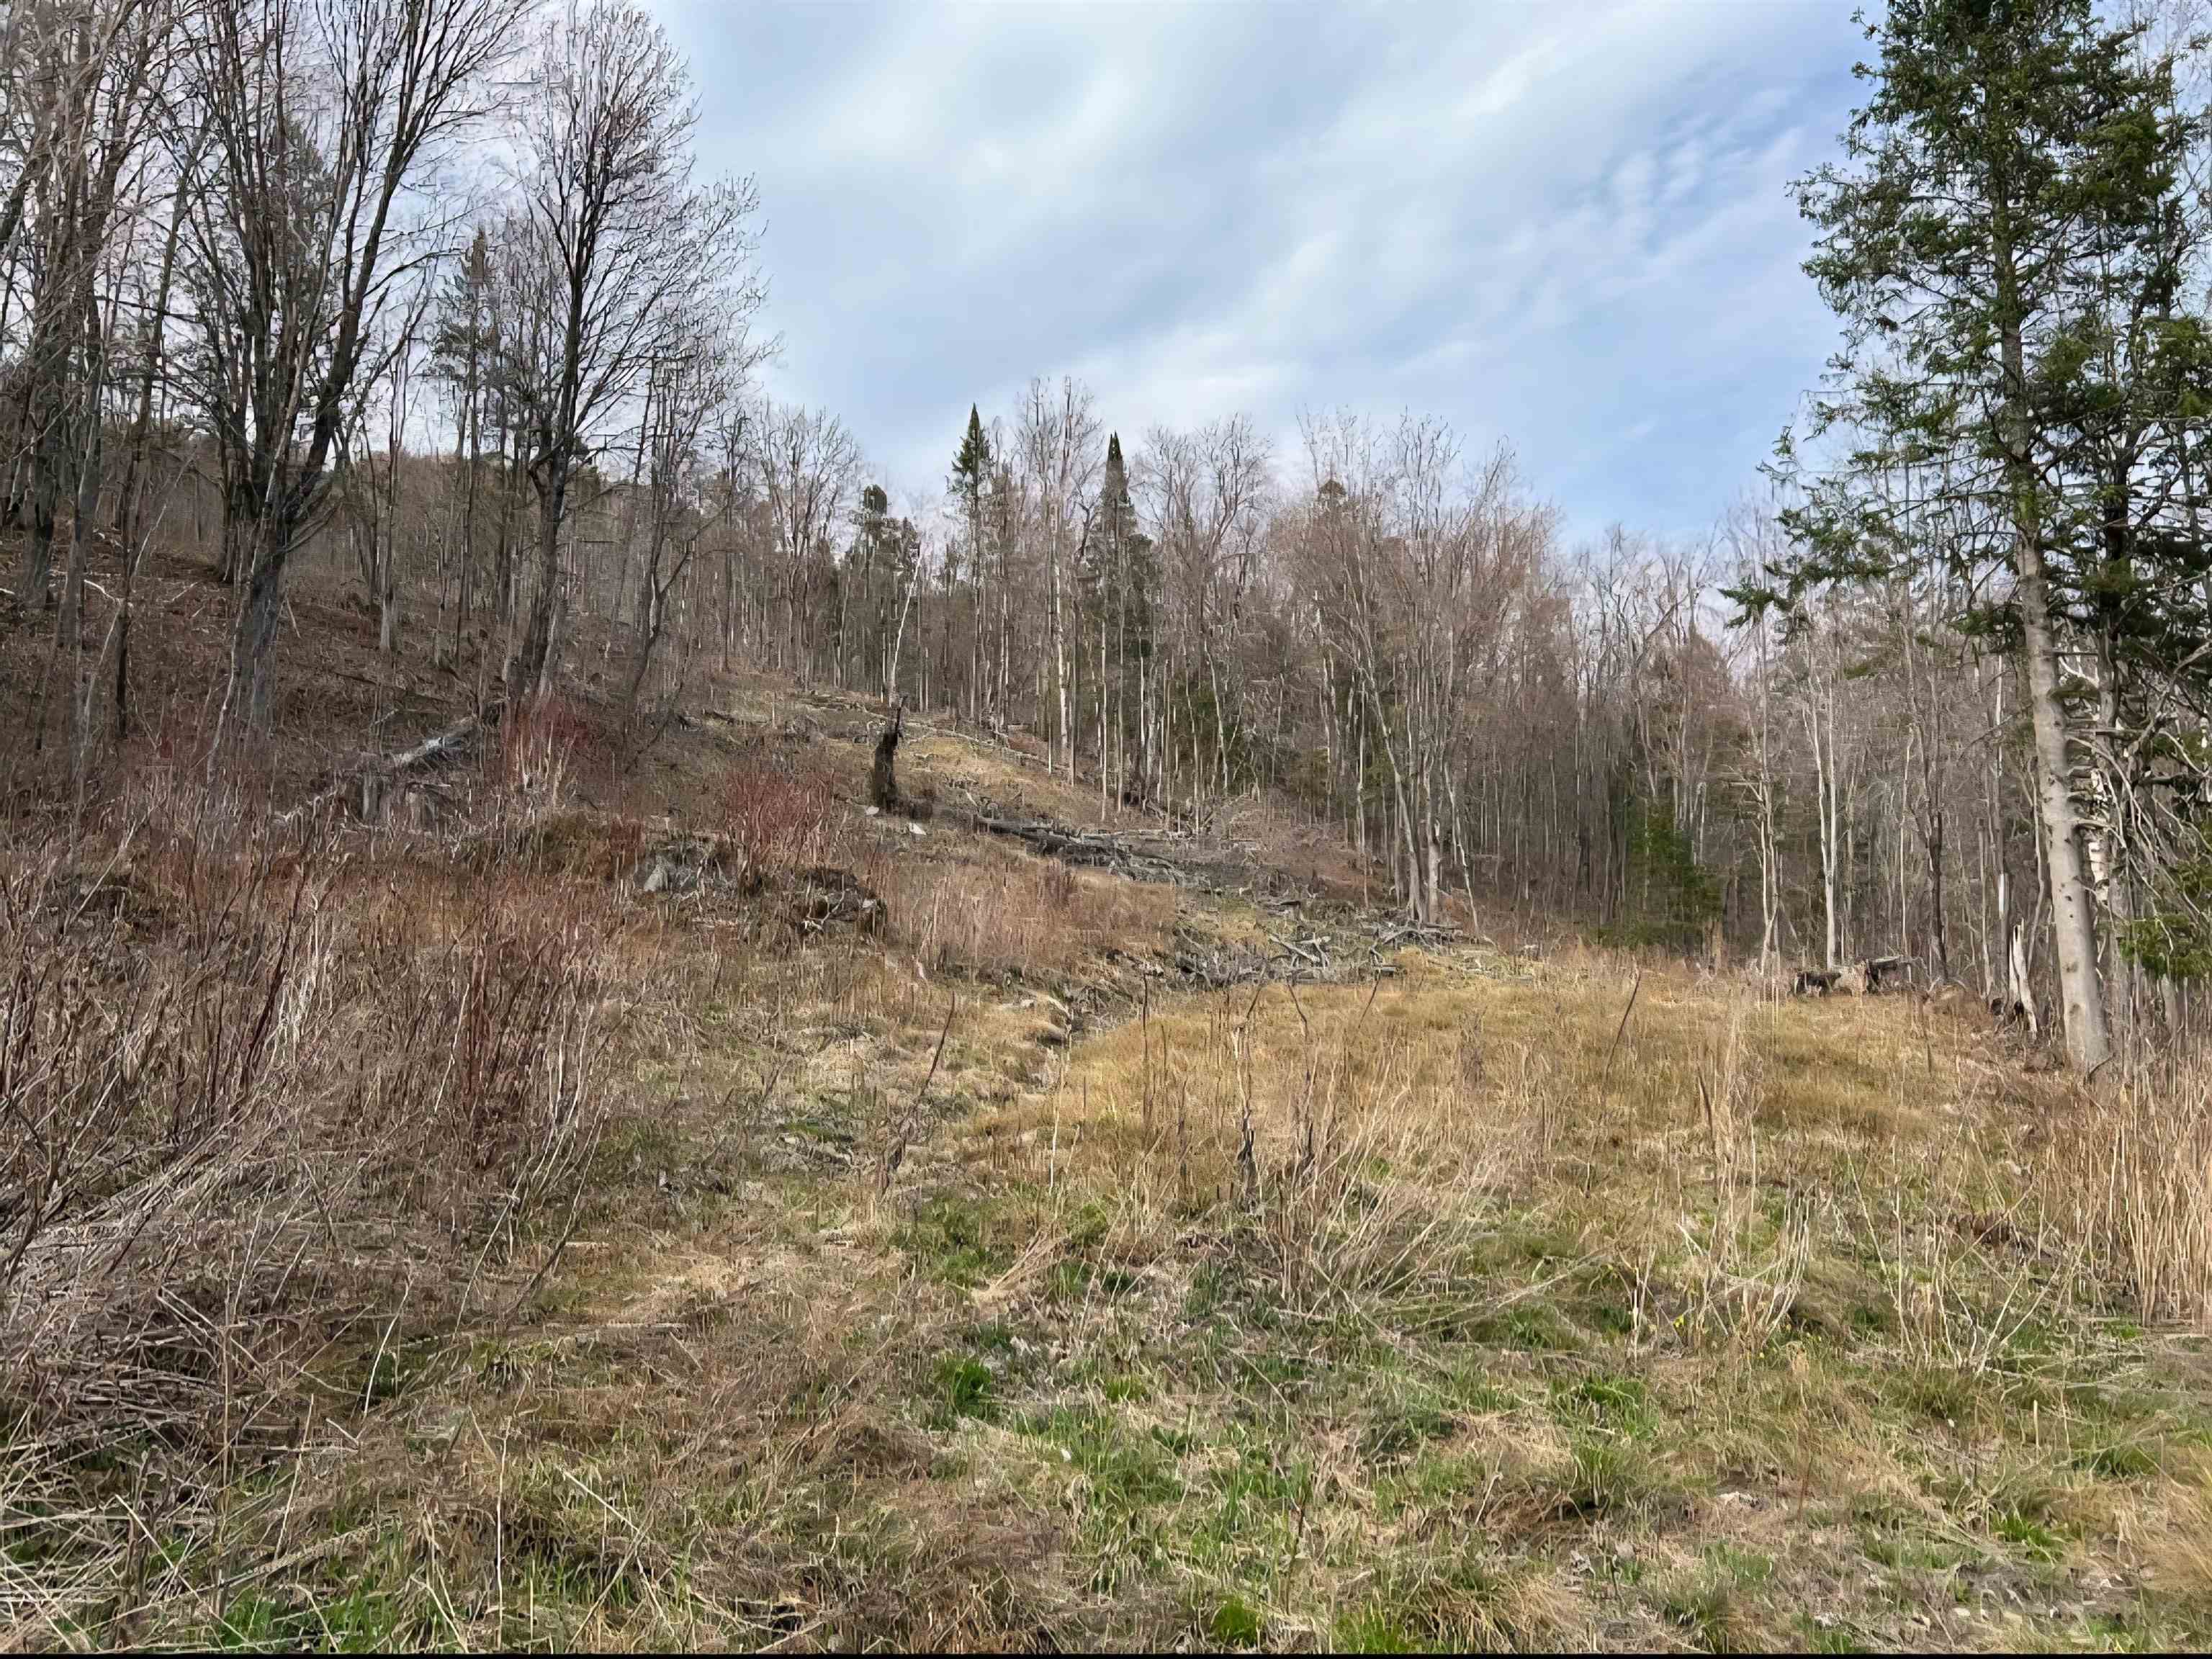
[
  {"x1": 1993, "y1": 181, "x2": 2113, "y2": 1071},
  {"x1": 2013, "y1": 536, "x2": 2110, "y2": 1069},
  {"x1": 517, "y1": 478, "x2": 568, "y2": 698}
]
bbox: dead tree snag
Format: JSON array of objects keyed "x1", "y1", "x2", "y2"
[{"x1": 870, "y1": 697, "x2": 904, "y2": 812}]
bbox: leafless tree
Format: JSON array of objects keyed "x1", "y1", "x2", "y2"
[
  {"x1": 183, "y1": 0, "x2": 528, "y2": 734},
  {"x1": 1014, "y1": 375, "x2": 1100, "y2": 782},
  {"x1": 754, "y1": 401, "x2": 860, "y2": 683},
  {"x1": 505, "y1": 0, "x2": 765, "y2": 701}
]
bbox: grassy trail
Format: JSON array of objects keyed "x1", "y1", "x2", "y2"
[{"x1": 261, "y1": 942, "x2": 2212, "y2": 1652}]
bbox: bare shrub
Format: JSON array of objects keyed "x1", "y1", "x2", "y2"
[
  {"x1": 720, "y1": 739, "x2": 845, "y2": 873},
  {"x1": 341, "y1": 869, "x2": 612, "y2": 1238},
  {"x1": 0, "y1": 791, "x2": 626, "y2": 1628},
  {"x1": 493, "y1": 691, "x2": 594, "y2": 821}
]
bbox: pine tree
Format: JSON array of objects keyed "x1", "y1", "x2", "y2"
[{"x1": 950, "y1": 406, "x2": 994, "y2": 719}]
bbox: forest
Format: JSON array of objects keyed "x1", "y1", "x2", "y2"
[
  {"x1": 6, "y1": 0, "x2": 2212, "y2": 1650},
  {"x1": 5, "y1": 0, "x2": 2211, "y2": 1072}
]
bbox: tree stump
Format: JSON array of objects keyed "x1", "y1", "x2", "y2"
[{"x1": 870, "y1": 698, "x2": 904, "y2": 812}]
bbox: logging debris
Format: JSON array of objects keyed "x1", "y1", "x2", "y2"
[
  {"x1": 280, "y1": 709, "x2": 489, "y2": 826},
  {"x1": 968, "y1": 811, "x2": 1300, "y2": 900}
]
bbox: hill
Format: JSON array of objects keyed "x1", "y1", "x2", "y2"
[{"x1": 3, "y1": 544, "x2": 2211, "y2": 1653}]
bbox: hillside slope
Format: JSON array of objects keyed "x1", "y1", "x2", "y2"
[{"x1": 3, "y1": 557, "x2": 2211, "y2": 1653}]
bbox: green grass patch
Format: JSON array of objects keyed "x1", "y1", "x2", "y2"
[
  {"x1": 895, "y1": 1192, "x2": 1017, "y2": 1289},
  {"x1": 1552, "y1": 1434, "x2": 1654, "y2": 1516},
  {"x1": 1208, "y1": 1592, "x2": 1265, "y2": 1647},
  {"x1": 1547, "y1": 1371, "x2": 1656, "y2": 1438},
  {"x1": 930, "y1": 1354, "x2": 998, "y2": 1425}
]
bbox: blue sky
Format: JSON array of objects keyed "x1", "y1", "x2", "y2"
[{"x1": 646, "y1": 0, "x2": 1868, "y2": 544}]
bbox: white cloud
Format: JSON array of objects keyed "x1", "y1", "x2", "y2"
[{"x1": 647, "y1": 0, "x2": 1866, "y2": 536}]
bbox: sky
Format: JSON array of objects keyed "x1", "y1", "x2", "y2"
[{"x1": 645, "y1": 0, "x2": 1869, "y2": 546}]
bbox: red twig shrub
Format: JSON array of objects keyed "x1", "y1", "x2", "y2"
[
  {"x1": 720, "y1": 741, "x2": 845, "y2": 873},
  {"x1": 0, "y1": 795, "x2": 622, "y2": 1470},
  {"x1": 495, "y1": 691, "x2": 593, "y2": 810}
]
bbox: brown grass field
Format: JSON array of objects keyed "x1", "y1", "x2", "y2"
[{"x1": 4, "y1": 555, "x2": 2212, "y2": 1652}]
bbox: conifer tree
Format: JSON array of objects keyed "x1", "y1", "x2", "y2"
[
  {"x1": 1750, "y1": 0, "x2": 2208, "y2": 1071},
  {"x1": 950, "y1": 405, "x2": 994, "y2": 719}
]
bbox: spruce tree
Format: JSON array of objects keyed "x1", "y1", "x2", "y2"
[
  {"x1": 950, "y1": 406, "x2": 992, "y2": 549},
  {"x1": 1084, "y1": 433, "x2": 1158, "y2": 793},
  {"x1": 950, "y1": 406, "x2": 994, "y2": 718}
]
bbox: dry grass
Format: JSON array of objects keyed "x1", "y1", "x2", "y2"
[
  {"x1": 1016, "y1": 967, "x2": 1526, "y2": 1317},
  {"x1": 0, "y1": 773, "x2": 696, "y2": 1645},
  {"x1": 13, "y1": 791, "x2": 2212, "y2": 1651},
  {"x1": 2148, "y1": 1449, "x2": 2212, "y2": 1616},
  {"x1": 886, "y1": 848, "x2": 1175, "y2": 982},
  {"x1": 6, "y1": 572, "x2": 2212, "y2": 1650},
  {"x1": 2038, "y1": 1061, "x2": 2212, "y2": 1327},
  {"x1": 931, "y1": 957, "x2": 2212, "y2": 1650}
]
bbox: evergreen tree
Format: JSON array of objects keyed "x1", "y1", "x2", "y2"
[
  {"x1": 1097, "y1": 432, "x2": 1133, "y2": 545},
  {"x1": 1748, "y1": 0, "x2": 2207, "y2": 1072},
  {"x1": 950, "y1": 406, "x2": 995, "y2": 716},
  {"x1": 1080, "y1": 432, "x2": 1161, "y2": 790},
  {"x1": 950, "y1": 405, "x2": 992, "y2": 558}
]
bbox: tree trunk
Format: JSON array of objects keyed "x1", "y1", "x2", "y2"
[
  {"x1": 1990, "y1": 159, "x2": 2110, "y2": 1072},
  {"x1": 2013, "y1": 536, "x2": 2110, "y2": 1070},
  {"x1": 233, "y1": 529, "x2": 289, "y2": 732},
  {"x1": 517, "y1": 476, "x2": 567, "y2": 698}
]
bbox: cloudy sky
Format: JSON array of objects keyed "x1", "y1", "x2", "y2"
[{"x1": 645, "y1": 0, "x2": 1867, "y2": 544}]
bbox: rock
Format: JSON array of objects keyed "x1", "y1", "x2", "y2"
[{"x1": 631, "y1": 834, "x2": 749, "y2": 897}]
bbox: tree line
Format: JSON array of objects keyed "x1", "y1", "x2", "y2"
[{"x1": 4, "y1": 0, "x2": 2211, "y2": 1073}]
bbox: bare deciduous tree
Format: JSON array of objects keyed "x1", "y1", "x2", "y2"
[
  {"x1": 505, "y1": 0, "x2": 765, "y2": 701},
  {"x1": 184, "y1": 0, "x2": 526, "y2": 732}
]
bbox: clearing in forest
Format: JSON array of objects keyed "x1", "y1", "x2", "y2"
[{"x1": 8, "y1": 692, "x2": 2208, "y2": 1653}]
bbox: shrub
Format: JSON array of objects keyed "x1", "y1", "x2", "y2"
[
  {"x1": 495, "y1": 691, "x2": 594, "y2": 814},
  {"x1": 0, "y1": 791, "x2": 626, "y2": 1627},
  {"x1": 719, "y1": 740, "x2": 844, "y2": 873}
]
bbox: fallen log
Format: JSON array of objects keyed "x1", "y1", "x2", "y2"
[
  {"x1": 1863, "y1": 954, "x2": 1916, "y2": 994},
  {"x1": 972, "y1": 814, "x2": 1200, "y2": 887},
  {"x1": 280, "y1": 710, "x2": 488, "y2": 826},
  {"x1": 1372, "y1": 920, "x2": 1462, "y2": 950}
]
